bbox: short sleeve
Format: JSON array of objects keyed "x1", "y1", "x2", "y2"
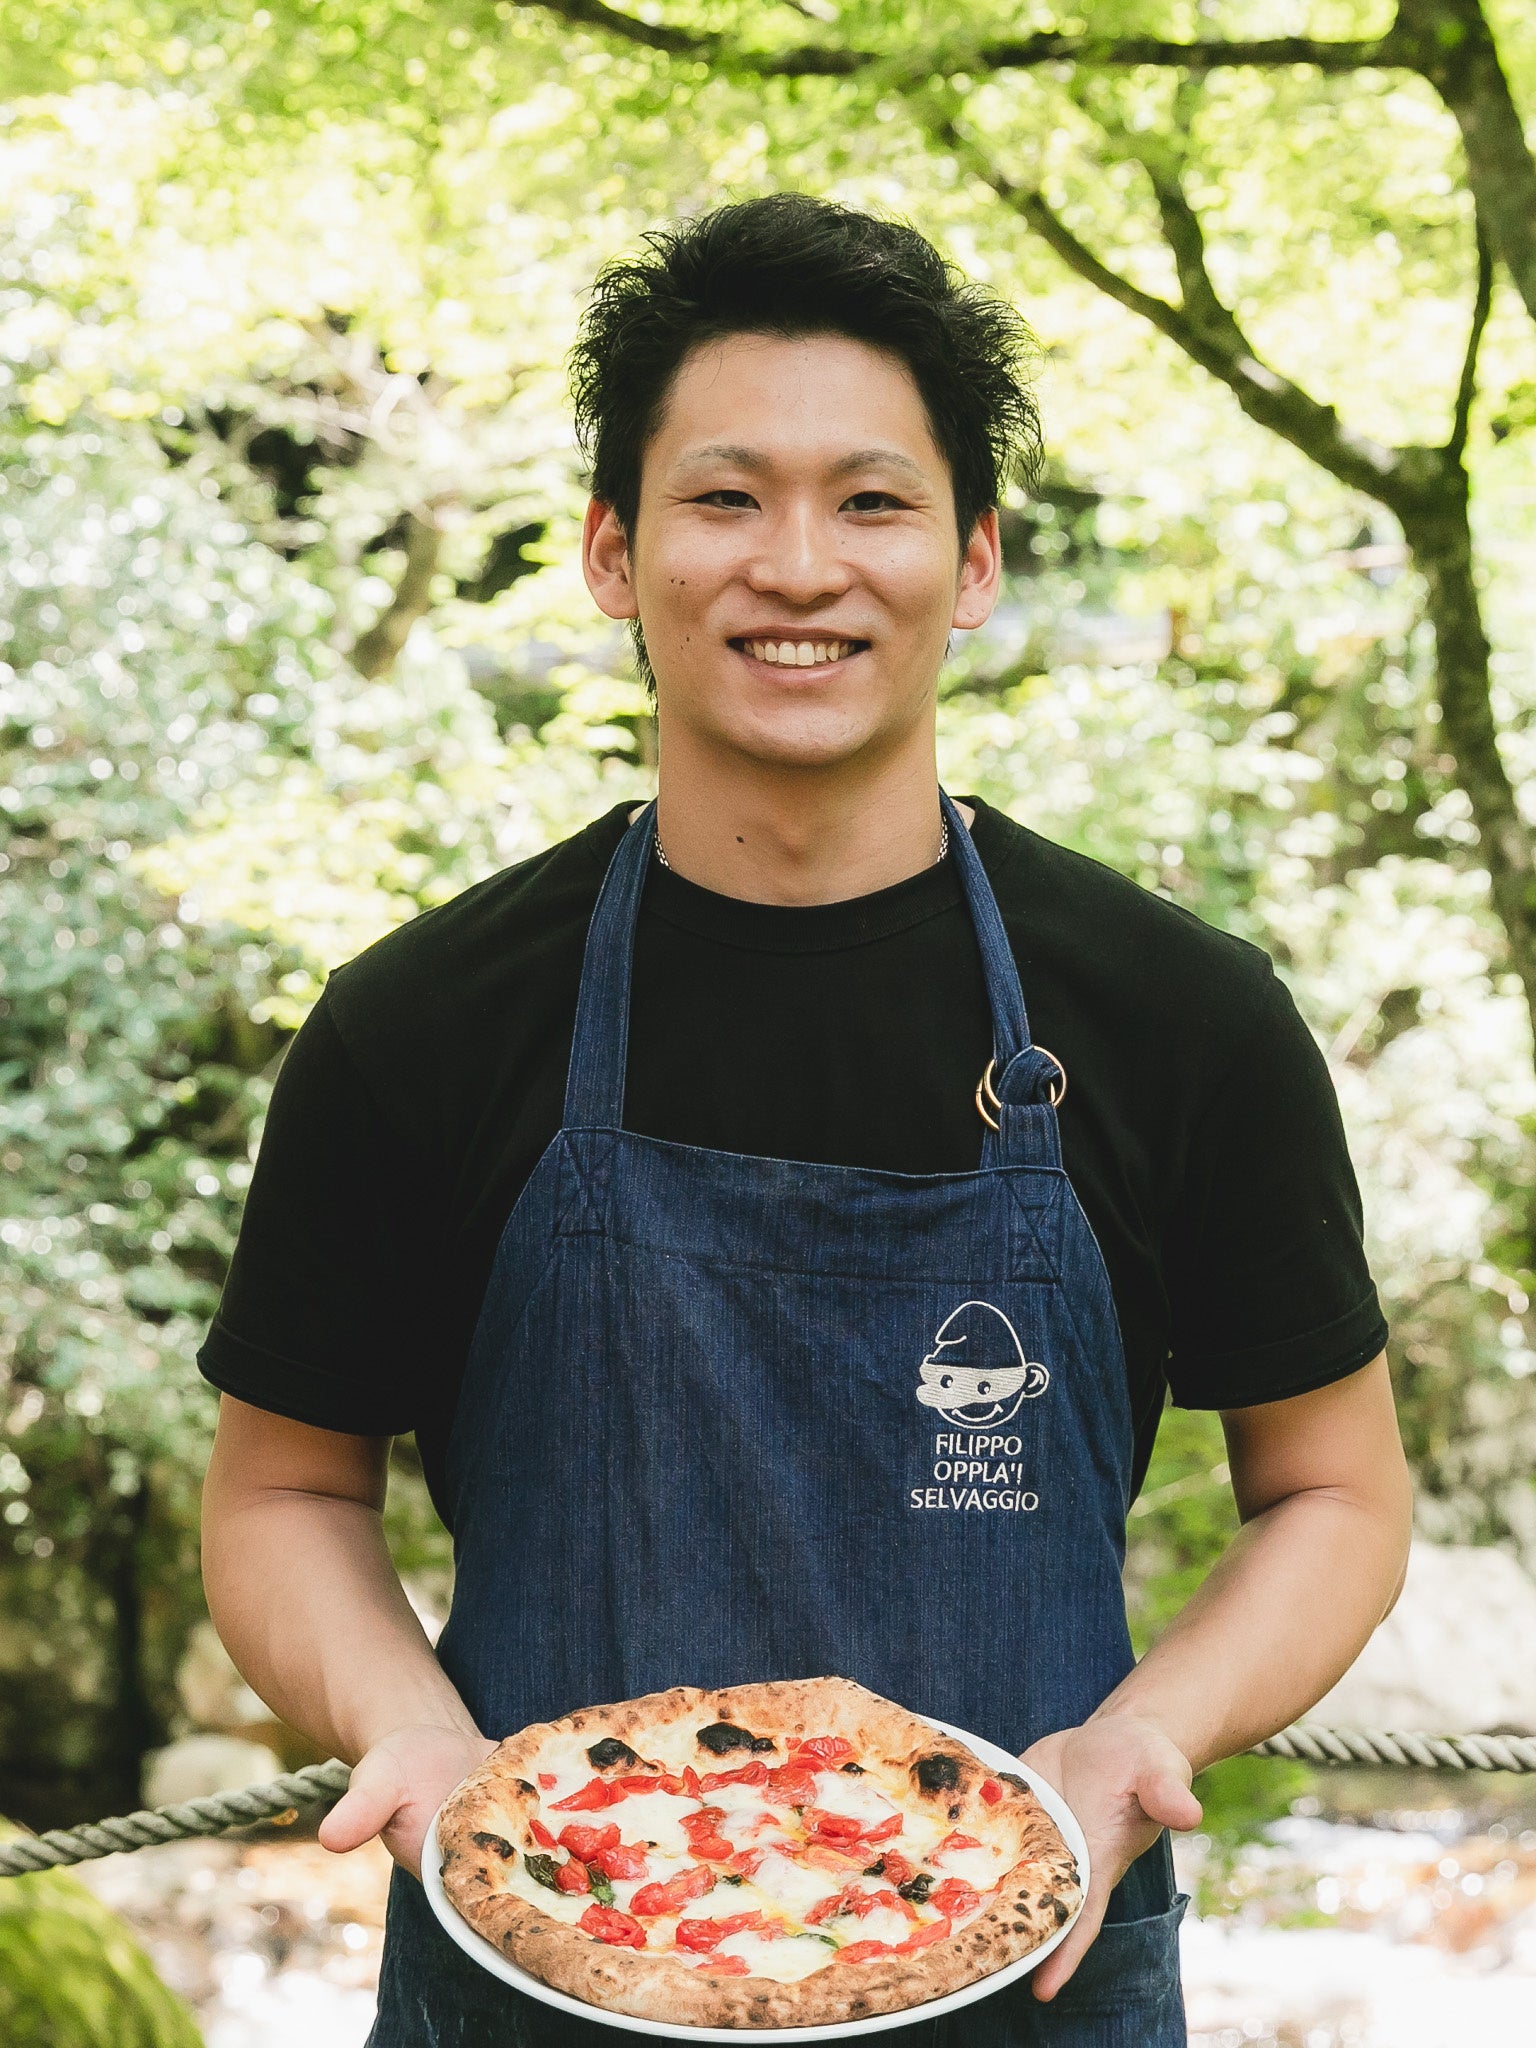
[
  {"x1": 1163, "y1": 966, "x2": 1388, "y2": 1409},
  {"x1": 197, "y1": 991, "x2": 433, "y2": 1434}
]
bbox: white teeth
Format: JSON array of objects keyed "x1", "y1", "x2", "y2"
[{"x1": 745, "y1": 639, "x2": 854, "y2": 665}]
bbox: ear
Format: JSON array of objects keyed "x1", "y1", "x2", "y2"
[
  {"x1": 952, "y1": 507, "x2": 1002, "y2": 633},
  {"x1": 582, "y1": 497, "x2": 639, "y2": 621}
]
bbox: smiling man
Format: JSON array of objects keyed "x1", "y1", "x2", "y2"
[{"x1": 197, "y1": 197, "x2": 1411, "y2": 2046}]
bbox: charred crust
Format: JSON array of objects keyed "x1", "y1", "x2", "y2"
[
  {"x1": 914, "y1": 1753, "x2": 962, "y2": 1794},
  {"x1": 513, "y1": 1779, "x2": 535, "y2": 1795},
  {"x1": 585, "y1": 1736, "x2": 639, "y2": 1771},
  {"x1": 841, "y1": 1760, "x2": 865, "y2": 1773},
  {"x1": 1000, "y1": 1771, "x2": 1028, "y2": 1793},
  {"x1": 470, "y1": 1831, "x2": 516, "y2": 1860},
  {"x1": 696, "y1": 1722, "x2": 760, "y2": 1755}
]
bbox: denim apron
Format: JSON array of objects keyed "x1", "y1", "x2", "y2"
[{"x1": 369, "y1": 795, "x2": 1186, "y2": 2046}]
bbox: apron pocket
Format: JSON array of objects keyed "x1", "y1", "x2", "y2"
[{"x1": 1046, "y1": 1893, "x2": 1188, "y2": 2017}]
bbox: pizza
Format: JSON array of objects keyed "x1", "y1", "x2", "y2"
[{"x1": 436, "y1": 1676, "x2": 1082, "y2": 2028}]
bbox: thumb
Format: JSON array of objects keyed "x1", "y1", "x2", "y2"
[
  {"x1": 318, "y1": 1757, "x2": 405, "y2": 1856},
  {"x1": 1136, "y1": 1765, "x2": 1202, "y2": 1834}
]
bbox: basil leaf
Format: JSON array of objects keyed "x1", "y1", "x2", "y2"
[
  {"x1": 524, "y1": 1853, "x2": 560, "y2": 1891},
  {"x1": 586, "y1": 1866, "x2": 616, "y2": 1906}
]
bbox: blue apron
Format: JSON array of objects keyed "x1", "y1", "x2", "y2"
[{"x1": 368, "y1": 795, "x2": 1186, "y2": 2046}]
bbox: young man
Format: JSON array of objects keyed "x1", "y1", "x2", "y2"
[{"x1": 199, "y1": 196, "x2": 1412, "y2": 2046}]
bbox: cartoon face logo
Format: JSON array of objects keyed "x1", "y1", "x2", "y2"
[{"x1": 915, "y1": 1300, "x2": 1050, "y2": 1427}]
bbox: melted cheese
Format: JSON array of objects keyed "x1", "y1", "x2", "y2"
[
  {"x1": 742, "y1": 1849, "x2": 840, "y2": 1919},
  {"x1": 712, "y1": 1930, "x2": 836, "y2": 1983},
  {"x1": 934, "y1": 1842, "x2": 1010, "y2": 1889},
  {"x1": 807, "y1": 1770, "x2": 900, "y2": 1825}
]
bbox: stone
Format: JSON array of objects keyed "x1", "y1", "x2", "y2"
[
  {"x1": 1309, "y1": 1541, "x2": 1536, "y2": 1734},
  {"x1": 141, "y1": 1734, "x2": 283, "y2": 1811}
]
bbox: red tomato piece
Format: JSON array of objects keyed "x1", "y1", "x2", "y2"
[
  {"x1": 801, "y1": 1842, "x2": 867, "y2": 1872},
  {"x1": 929, "y1": 1878, "x2": 982, "y2": 1919},
  {"x1": 616, "y1": 1771, "x2": 684, "y2": 1796},
  {"x1": 682, "y1": 1766, "x2": 703, "y2": 1800},
  {"x1": 932, "y1": 1831, "x2": 983, "y2": 1858},
  {"x1": 675, "y1": 1911, "x2": 767, "y2": 1954},
  {"x1": 834, "y1": 1939, "x2": 893, "y2": 1964},
  {"x1": 860, "y1": 1813, "x2": 903, "y2": 1845},
  {"x1": 551, "y1": 1779, "x2": 620, "y2": 1812},
  {"x1": 557, "y1": 1822, "x2": 620, "y2": 1861},
  {"x1": 578, "y1": 1903, "x2": 647, "y2": 1949},
  {"x1": 873, "y1": 1850, "x2": 915, "y2": 1887},
  {"x1": 895, "y1": 1915, "x2": 953, "y2": 1953},
  {"x1": 700, "y1": 1761, "x2": 770, "y2": 1791},
  {"x1": 630, "y1": 1864, "x2": 716, "y2": 1918},
  {"x1": 697, "y1": 1954, "x2": 750, "y2": 1975},
  {"x1": 806, "y1": 1810, "x2": 863, "y2": 1841},
  {"x1": 980, "y1": 1777, "x2": 1004, "y2": 1806},
  {"x1": 592, "y1": 1841, "x2": 650, "y2": 1882},
  {"x1": 727, "y1": 1847, "x2": 767, "y2": 1878},
  {"x1": 529, "y1": 1818, "x2": 557, "y2": 1851},
  {"x1": 762, "y1": 1765, "x2": 818, "y2": 1804},
  {"x1": 537, "y1": 1773, "x2": 556, "y2": 1790},
  {"x1": 793, "y1": 1736, "x2": 855, "y2": 1765},
  {"x1": 554, "y1": 1859, "x2": 591, "y2": 1894}
]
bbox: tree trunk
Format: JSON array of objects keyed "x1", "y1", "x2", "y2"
[
  {"x1": 1399, "y1": 461, "x2": 1536, "y2": 1044},
  {"x1": 1398, "y1": 0, "x2": 1536, "y2": 329},
  {"x1": 349, "y1": 507, "x2": 444, "y2": 680}
]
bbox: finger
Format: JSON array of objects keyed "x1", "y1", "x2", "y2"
[
  {"x1": 1030, "y1": 1881, "x2": 1107, "y2": 2002},
  {"x1": 318, "y1": 1763, "x2": 404, "y2": 1856},
  {"x1": 1136, "y1": 1766, "x2": 1202, "y2": 1834}
]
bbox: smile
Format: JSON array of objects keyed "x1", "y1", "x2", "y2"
[{"x1": 731, "y1": 637, "x2": 867, "y2": 668}]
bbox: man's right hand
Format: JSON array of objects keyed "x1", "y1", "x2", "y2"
[{"x1": 318, "y1": 1723, "x2": 498, "y2": 1878}]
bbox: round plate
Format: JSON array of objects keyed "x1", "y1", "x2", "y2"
[{"x1": 421, "y1": 1714, "x2": 1090, "y2": 2040}]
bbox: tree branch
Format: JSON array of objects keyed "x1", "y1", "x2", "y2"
[
  {"x1": 510, "y1": 0, "x2": 1406, "y2": 81},
  {"x1": 931, "y1": 110, "x2": 1411, "y2": 511},
  {"x1": 1448, "y1": 220, "x2": 1493, "y2": 462},
  {"x1": 1397, "y1": 0, "x2": 1536, "y2": 329},
  {"x1": 349, "y1": 508, "x2": 444, "y2": 679}
]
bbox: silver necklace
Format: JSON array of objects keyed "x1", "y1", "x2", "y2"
[{"x1": 654, "y1": 813, "x2": 949, "y2": 871}]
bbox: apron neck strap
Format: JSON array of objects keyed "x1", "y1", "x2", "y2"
[
  {"x1": 562, "y1": 799, "x2": 655, "y2": 1132},
  {"x1": 563, "y1": 793, "x2": 1063, "y2": 1168}
]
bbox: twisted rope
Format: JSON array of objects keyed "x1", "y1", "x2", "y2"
[
  {"x1": 0, "y1": 1758, "x2": 352, "y2": 1878},
  {"x1": 5, "y1": 1726, "x2": 1536, "y2": 1879},
  {"x1": 1252, "y1": 1724, "x2": 1536, "y2": 1773}
]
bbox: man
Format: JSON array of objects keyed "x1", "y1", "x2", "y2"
[{"x1": 199, "y1": 196, "x2": 1412, "y2": 2046}]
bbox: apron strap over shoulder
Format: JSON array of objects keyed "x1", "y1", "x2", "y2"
[
  {"x1": 562, "y1": 791, "x2": 1064, "y2": 1167},
  {"x1": 562, "y1": 799, "x2": 656, "y2": 1131}
]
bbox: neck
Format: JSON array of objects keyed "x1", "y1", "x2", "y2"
[{"x1": 646, "y1": 729, "x2": 970, "y2": 906}]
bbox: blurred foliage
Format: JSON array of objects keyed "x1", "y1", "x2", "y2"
[
  {"x1": 0, "y1": 2, "x2": 1532, "y2": 1873},
  {"x1": 0, "y1": 1823, "x2": 203, "y2": 2046}
]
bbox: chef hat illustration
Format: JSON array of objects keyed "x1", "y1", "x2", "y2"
[{"x1": 916, "y1": 1299, "x2": 1048, "y2": 1411}]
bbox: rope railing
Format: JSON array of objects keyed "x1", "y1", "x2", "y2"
[{"x1": 3, "y1": 1725, "x2": 1534, "y2": 1880}]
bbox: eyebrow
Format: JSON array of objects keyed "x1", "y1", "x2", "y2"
[{"x1": 673, "y1": 443, "x2": 930, "y2": 487}]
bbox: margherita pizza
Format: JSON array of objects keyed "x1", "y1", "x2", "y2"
[{"x1": 437, "y1": 1676, "x2": 1082, "y2": 2028}]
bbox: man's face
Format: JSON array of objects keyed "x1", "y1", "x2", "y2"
[{"x1": 582, "y1": 332, "x2": 1000, "y2": 770}]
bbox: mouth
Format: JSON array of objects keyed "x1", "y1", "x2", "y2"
[{"x1": 729, "y1": 635, "x2": 869, "y2": 670}]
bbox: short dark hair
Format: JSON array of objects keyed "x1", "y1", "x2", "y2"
[{"x1": 569, "y1": 193, "x2": 1043, "y2": 544}]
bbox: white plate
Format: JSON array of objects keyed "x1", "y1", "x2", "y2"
[{"x1": 421, "y1": 1714, "x2": 1089, "y2": 2040}]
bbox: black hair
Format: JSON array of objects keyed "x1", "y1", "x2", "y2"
[{"x1": 569, "y1": 193, "x2": 1043, "y2": 546}]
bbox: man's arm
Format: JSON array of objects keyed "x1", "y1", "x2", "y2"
[
  {"x1": 201, "y1": 1395, "x2": 493, "y2": 1876},
  {"x1": 1026, "y1": 1352, "x2": 1412, "y2": 1999}
]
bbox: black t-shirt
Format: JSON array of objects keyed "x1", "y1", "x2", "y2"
[{"x1": 199, "y1": 797, "x2": 1386, "y2": 1522}]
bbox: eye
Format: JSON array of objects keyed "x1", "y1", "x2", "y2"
[
  {"x1": 844, "y1": 490, "x2": 903, "y2": 513},
  {"x1": 695, "y1": 488, "x2": 757, "y2": 509},
  {"x1": 978, "y1": 1381, "x2": 991, "y2": 1394},
  {"x1": 940, "y1": 1375, "x2": 953, "y2": 1389}
]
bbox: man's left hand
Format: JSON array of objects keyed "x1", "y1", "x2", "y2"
[{"x1": 1020, "y1": 1713, "x2": 1202, "y2": 2000}]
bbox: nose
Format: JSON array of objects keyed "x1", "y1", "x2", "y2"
[{"x1": 745, "y1": 498, "x2": 852, "y2": 606}]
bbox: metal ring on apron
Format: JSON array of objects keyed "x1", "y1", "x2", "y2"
[{"x1": 975, "y1": 1047, "x2": 1068, "y2": 1128}]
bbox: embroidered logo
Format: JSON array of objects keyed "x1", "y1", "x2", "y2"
[{"x1": 914, "y1": 1300, "x2": 1050, "y2": 1428}]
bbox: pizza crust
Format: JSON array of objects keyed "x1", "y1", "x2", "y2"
[{"x1": 438, "y1": 1676, "x2": 1081, "y2": 2028}]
